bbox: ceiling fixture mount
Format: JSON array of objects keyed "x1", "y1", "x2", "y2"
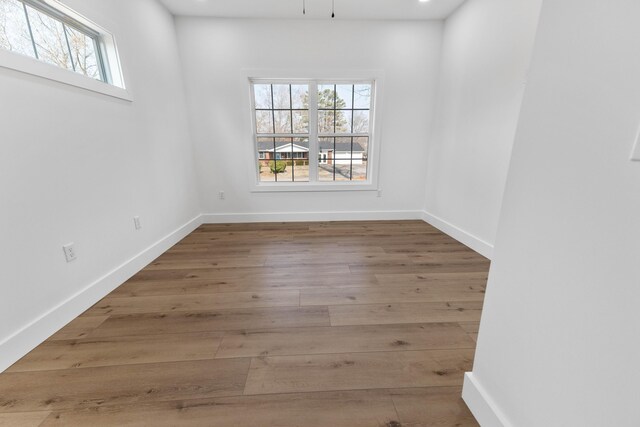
[{"x1": 301, "y1": 0, "x2": 335, "y2": 18}]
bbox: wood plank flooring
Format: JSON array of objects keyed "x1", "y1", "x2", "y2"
[{"x1": 0, "y1": 220, "x2": 488, "y2": 426}]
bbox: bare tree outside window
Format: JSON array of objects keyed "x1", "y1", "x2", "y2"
[
  {"x1": 0, "y1": 0, "x2": 103, "y2": 81},
  {"x1": 64, "y1": 24, "x2": 99, "y2": 79},
  {"x1": 252, "y1": 81, "x2": 373, "y2": 184},
  {"x1": 0, "y1": 0, "x2": 35, "y2": 56}
]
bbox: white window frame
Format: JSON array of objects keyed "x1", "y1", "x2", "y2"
[
  {"x1": 246, "y1": 70, "x2": 384, "y2": 193},
  {"x1": 0, "y1": 0, "x2": 131, "y2": 101}
]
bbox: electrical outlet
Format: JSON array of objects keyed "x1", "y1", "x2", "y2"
[
  {"x1": 377, "y1": 190, "x2": 383, "y2": 198},
  {"x1": 62, "y1": 243, "x2": 77, "y2": 263},
  {"x1": 134, "y1": 216, "x2": 142, "y2": 230},
  {"x1": 219, "y1": 191, "x2": 225, "y2": 200}
]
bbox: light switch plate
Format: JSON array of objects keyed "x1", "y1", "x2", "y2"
[{"x1": 631, "y1": 127, "x2": 640, "y2": 161}]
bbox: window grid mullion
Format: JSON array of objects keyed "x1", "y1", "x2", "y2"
[
  {"x1": 256, "y1": 133, "x2": 310, "y2": 138},
  {"x1": 308, "y1": 82, "x2": 319, "y2": 183},
  {"x1": 270, "y1": 85, "x2": 277, "y2": 183},
  {"x1": 350, "y1": 85, "x2": 355, "y2": 181},
  {"x1": 21, "y1": 0, "x2": 100, "y2": 38},
  {"x1": 333, "y1": 84, "x2": 337, "y2": 134},
  {"x1": 18, "y1": 0, "x2": 110, "y2": 83},
  {"x1": 272, "y1": 137, "x2": 277, "y2": 183},
  {"x1": 333, "y1": 137, "x2": 336, "y2": 181},
  {"x1": 63, "y1": 24, "x2": 76, "y2": 72},
  {"x1": 368, "y1": 83, "x2": 375, "y2": 180},
  {"x1": 252, "y1": 80, "x2": 371, "y2": 185},
  {"x1": 332, "y1": 85, "x2": 338, "y2": 181},
  {"x1": 315, "y1": 133, "x2": 369, "y2": 138},
  {"x1": 22, "y1": 2, "x2": 39, "y2": 59},
  {"x1": 289, "y1": 85, "x2": 294, "y2": 182},
  {"x1": 93, "y1": 36, "x2": 109, "y2": 83}
]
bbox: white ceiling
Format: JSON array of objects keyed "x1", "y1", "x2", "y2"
[{"x1": 158, "y1": 0, "x2": 467, "y2": 20}]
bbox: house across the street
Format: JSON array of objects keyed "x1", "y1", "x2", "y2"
[{"x1": 257, "y1": 140, "x2": 366, "y2": 165}]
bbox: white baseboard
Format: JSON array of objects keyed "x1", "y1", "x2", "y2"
[
  {"x1": 202, "y1": 210, "x2": 424, "y2": 224},
  {"x1": 0, "y1": 214, "x2": 203, "y2": 373},
  {"x1": 463, "y1": 372, "x2": 512, "y2": 427},
  {"x1": 0, "y1": 209, "x2": 491, "y2": 373},
  {"x1": 421, "y1": 211, "x2": 494, "y2": 259}
]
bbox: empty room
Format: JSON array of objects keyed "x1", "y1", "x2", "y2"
[{"x1": 1, "y1": 0, "x2": 638, "y2": 426}]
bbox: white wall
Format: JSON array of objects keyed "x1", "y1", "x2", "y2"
[
  {"x1": 424, "y1": 0, "x2": 542, "y2": 255},
  {"x1": 465, "y1": 0, "x2": 640, "y2": 425},
  {"x1": 175, "y1": 18, "x2": 443, "y2": 219},
  {"x1": 0, "y1": 0, "x2": 200, "y2": 371}
]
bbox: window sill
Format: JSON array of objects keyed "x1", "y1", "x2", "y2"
[
  {"x1": 0, "y1": 49, "x2": 132, "y2": 102},
  {"x1": 251, "y1": 182, "x2": 378, "y2": 193}
]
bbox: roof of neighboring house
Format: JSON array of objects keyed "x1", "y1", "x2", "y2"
[{"x1": 257, "y1": 140, "x2": 365, "y2": 153}]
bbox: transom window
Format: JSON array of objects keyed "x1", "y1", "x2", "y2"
[
  {"x1": 0, "y1": 0, "x2": 109, "y2": 82},
  {"x1": 251, "y1": 80, "x2": 374, "y2": 184}
]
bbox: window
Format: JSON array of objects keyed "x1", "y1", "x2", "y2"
[
  {"x1": 251, "y1": 80, "x2": 374, "y2": 186},
  {"x1": 0, "y1": 0, "x2": 127, "y2": 97}
]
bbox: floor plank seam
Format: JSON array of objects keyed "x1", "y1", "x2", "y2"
[{"x1": 0, "y1": 221, "x2": 485, "y2": 426}]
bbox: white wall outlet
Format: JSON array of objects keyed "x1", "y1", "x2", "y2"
[
  {"x1": 133, "y1": 216, "x2": 142, "y2": 230},
  {"x1": 219, "y1": 191, "x2": 225, "y2": 200},
  {"x1": 62, "y1": 243, "x2": 77, "y2": 263},
  {"x1": 377, "y1": 189, "x2": 383, "y2": 198},
  {"x1": 631, "y1": 128, "x2": 640, "y2": 161}
]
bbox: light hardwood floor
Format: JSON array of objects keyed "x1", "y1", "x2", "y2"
[{"x1": 0, "y1": 221, "x2": 488, "y2": 426}]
